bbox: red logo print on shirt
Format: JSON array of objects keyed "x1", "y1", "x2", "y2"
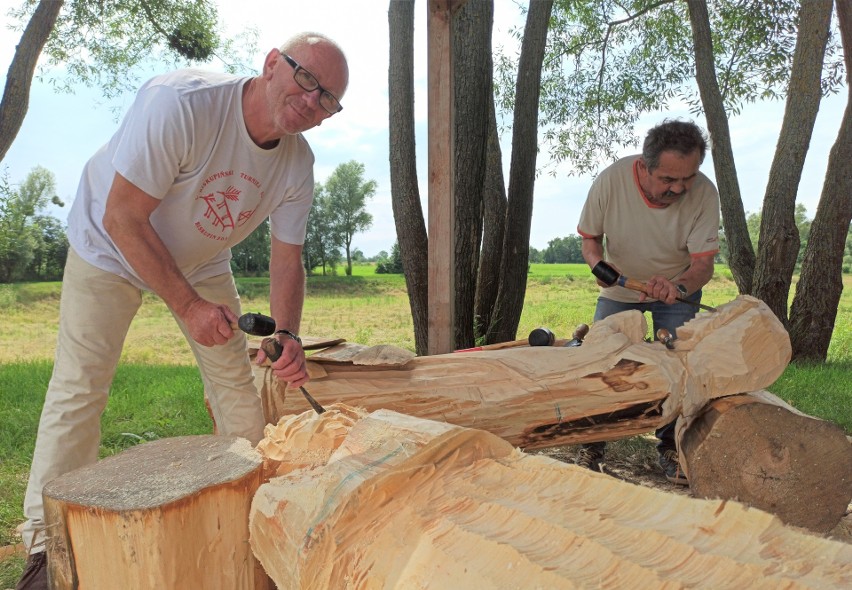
[
  {"x1": 199, "y1": 185, "x2": 241, "y2": 232},
  {"x1": 194, "y1": 170, "x2": 263, "y2": 241}
]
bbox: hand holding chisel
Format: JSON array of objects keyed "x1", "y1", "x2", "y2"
[
  {"x1": 591, "y1": 261, "x2": 717, "y2": 312},
  {"x1": 232, "y1": 312, "x2": 324, "y2": 414}
]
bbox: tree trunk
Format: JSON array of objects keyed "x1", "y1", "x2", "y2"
[
  {"x1": 752, "y1": 0, "x2": 833, "y2": 327},
  {"x1": 344, "y1": 241, "x2": 352, "y2": 276},
  {"x1": 259, "y1": 296, "x2": 791, "y2": 450},
  {"x1": 452, "y1": 0, "x2": 492, "y2": 349},
  {"x1": 251, "y1": 407, "x2": 852, "y2": 588},
  {"x1": 488, "y1": 0, "x2": 553, "y2": 343},
  {"x1": 0, "y1": 0, "x2": 64, "y2": 163},
  {"x1": 788, "y1": 0, "x2": 852, "y2": 361},
  {"x1": 474, "y1": 99, "x2": 508, "y2": 343},
  {"x1": 686, "y1": 0, "x2": 754, "y2": 294},
  {"x1": 43, "y1": 436, "x2": 270, "y2": 590},
  {"x1": 388, "y1": 0, "x2": 429, "y2": 355},
  {"x1": 680, "y1": 390, "x2": 852, "y2": 533}
]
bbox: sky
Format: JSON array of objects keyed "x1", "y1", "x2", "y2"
[{"x1": 0, "y1": 0, "x2": 847, "y2": 258}]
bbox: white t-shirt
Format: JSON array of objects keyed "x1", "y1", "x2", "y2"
[
  {"x1": 67, "y1": 69, "x2": 315, "y2": 289},
  {"x1": 577, "y1": 155, "x2": 720, "y2": 303}
]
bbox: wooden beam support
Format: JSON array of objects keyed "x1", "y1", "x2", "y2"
[{"x1": 427, "y1": 0, "x2": 456, "y2": 355}]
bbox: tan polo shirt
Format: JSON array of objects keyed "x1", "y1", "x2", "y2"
[{"x1": 577, "y1": 155, "x2": 720, "y2": 303}]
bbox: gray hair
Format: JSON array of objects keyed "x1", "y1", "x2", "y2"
[
  {"x1": 279, "y1": 32, "x2": 345, "y2": 58},
  {"x1": 642, "y1": 120, "x2": 708, "y2": 172}
]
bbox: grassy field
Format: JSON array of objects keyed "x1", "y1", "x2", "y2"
[{"x1": 1, "y1": 264, "x2": 850, "y2": 585}]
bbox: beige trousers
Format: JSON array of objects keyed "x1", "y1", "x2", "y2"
[{"x1": 21, "y1": 248, "x2": 265, "y2": 551}]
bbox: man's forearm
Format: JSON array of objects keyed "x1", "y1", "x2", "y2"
[
  {"x1": 271, "y1": 274, "x2": 305, "y2": 333},
  {"x1": 675, "y1": 255, "x2": 715, "y2": 295},
  {"x1": 581, "y1": 237, "x2": 604, "y2": 268},
  {"x1": 103, "y1": 175, "x2": 201, "y2": 317},
  {"x1": 269, "y1": 240, "x2": 306, "y2": 333}
]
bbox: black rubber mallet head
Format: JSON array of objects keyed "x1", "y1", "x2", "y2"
[
  {"x1": 528, "y1": 327, "x2": 556, "y2": 347},
  {"x1": 236, "y1": 312, "x2": 277, "y2": 337},
  {"x1": 591, "y1": 260, "x2": 621, "y2": 287}
]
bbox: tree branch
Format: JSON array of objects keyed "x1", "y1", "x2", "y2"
[{"x1": 608, "y1": 0, "x2": 678, "y2": 27}]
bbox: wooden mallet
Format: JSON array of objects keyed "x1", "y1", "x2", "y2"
[
  {"x1": 454, "y1": 327, "x2": 556, "y2": 353},
  {"x1": 591, "y1": 261, "x2": 717, "y2": 312}
]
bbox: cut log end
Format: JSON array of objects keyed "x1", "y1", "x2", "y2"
[
  {"x1": 43, "y1": 435, "x2": 270, "y2": 590},
  {"x1": 43, "y1": 436, "x2": 261, "y2": 510},
  {"x1": 682, "y1": 397, "x2": 852, "y2": 533}
]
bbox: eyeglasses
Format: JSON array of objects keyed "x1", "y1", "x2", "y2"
[{"x1": 282, "y1": 53, "x2": 343, "y2": 115}]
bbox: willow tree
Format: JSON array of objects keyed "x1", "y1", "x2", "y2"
[
  {"x1": 388, "y1": 0, "x2": 429, "y2": 355},
  {"x1": 789, "y1": 0, "x2": 852, "y2": 361},
  {"x1": 1, "y1": 0, "x2": 255, "y2": 163},
  {"x1": 497, "y1": 0, "x2": 845, "y2": 360}
]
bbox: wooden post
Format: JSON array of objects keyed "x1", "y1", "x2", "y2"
[{"x1": 427, "y1": 0, "x2": 457, "y2": 355}]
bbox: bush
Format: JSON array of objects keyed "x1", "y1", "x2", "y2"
[{"x1": 375, "y1": 242, "x2": 403, "y2": 274}]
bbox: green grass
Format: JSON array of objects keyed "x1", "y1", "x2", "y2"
[
  {"x1": 0, "y1": 363, "x2": 213, "y2": 539},
  {"x1": 1, "y1": 266, "x2": 850, "y2": 585},
  {"x1": 0, "y1": 362, "x2": 213, "y2": 586}
]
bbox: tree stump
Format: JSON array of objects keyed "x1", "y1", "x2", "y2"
[
  {"x1": 679, "y1": 390, "x2": 852, "y2": 533},
  {"x1": 43, "y1": 435, "x2": 271, "y2": 590},
  {"x1": 251, "y1": 406, "x2": 852, "y2": 589}
]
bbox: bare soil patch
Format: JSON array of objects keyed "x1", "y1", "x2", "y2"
[{"x1": 533, "y1": 434, "x2": 852, "y2": 545}]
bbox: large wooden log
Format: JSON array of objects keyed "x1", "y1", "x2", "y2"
[
  {"x1": 256, "y1": 295, "x2": 791, "y2": 449},
  {"x1": 254, "y1": 295, "x2": 852, "y2": 532},
  {"x1": 250, "y1": 406, "x2": 852, "y2": 589},
  {"x1": 679, "y1": 390, "x2": 852, "y2": 533},
  {"x1": 43, "y1": 436, "x2": 271, "y2": 590}
]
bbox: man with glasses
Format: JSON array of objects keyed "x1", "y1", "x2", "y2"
[
  {"x1": 573, "y1": 119, "x2": 720, "y2": 486},
  {"x1": 16, "y1": 33, "x2": 348, "y2": 589}
]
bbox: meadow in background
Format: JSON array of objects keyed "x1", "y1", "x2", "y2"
[{"x1": 1, "y1": 264, "x2": 850, "y2": 584}]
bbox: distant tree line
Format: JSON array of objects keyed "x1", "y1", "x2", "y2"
[
  {"x1": 375, "y1": 242, "x2": 404, "y2": 274},
  {"x1": 529, "y1": 208, "x2": 852, "y2": 272},
  {"x1": 2, "y1": 166, "x2": 849, "y2": 284},
  {"x1": 231, "y1": 160, "x2": 376, "y2": 277},
  {"x1": 528, "y1": 235, "x2": 583, "y2": 264},
  {"x1": 0, "y1": 167, "x2": 67, "y2": 282}
]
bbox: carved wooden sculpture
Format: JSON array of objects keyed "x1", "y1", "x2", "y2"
[
  {"x1": 251, "y1": 406, "x2": 852, "y2": 589},
  {"x1": 252, "y1": 295, "x2": 852, "y2": 532},
  {"x1": 256, "y1": 296, "x2": 792, "y2": 448}
]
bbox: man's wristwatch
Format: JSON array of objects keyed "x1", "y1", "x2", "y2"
[
  {"x1": 274, "y1": 329, "x2": 302, "y2": 346},
  {"x1": 675, "y1": 284, "x2": 688, "y2": 297}
]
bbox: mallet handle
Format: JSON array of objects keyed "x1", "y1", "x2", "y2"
[{"x1": 617, "y1": 276, "x2": 717, "y2": 312}]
